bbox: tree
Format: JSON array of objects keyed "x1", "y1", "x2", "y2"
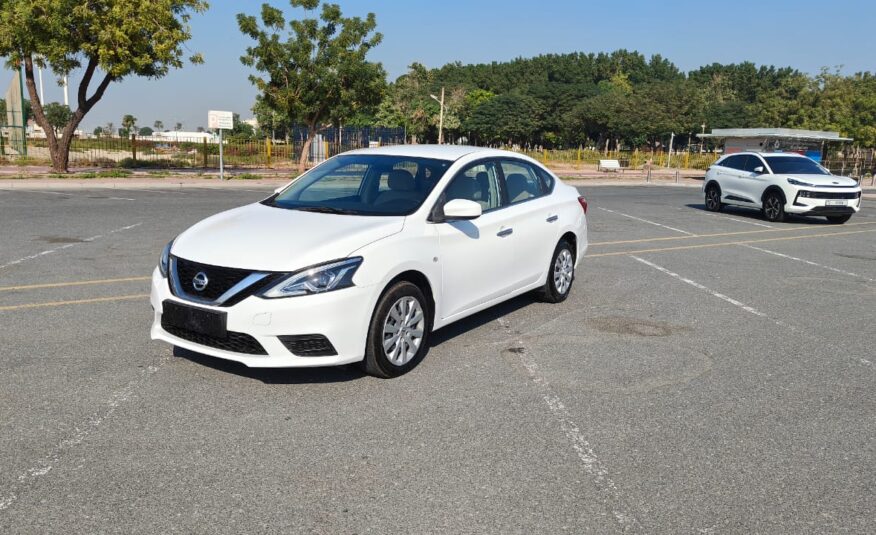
[
  {"x1": 196, "y1": 126, "x2": 205, "y2": 133},
  {"x1": 104, "y1": 122, "x2": 114, "y2": 138},
  {"x1": 122, "y1": 114, "x2": 137, "y2": 137},
  {"x1": 93, "y1": 126, "x2": 104, "y2": 137},
  {"x1": 0, "y1": 0, "x2": 208, "y2": 171},
  {"x1": 154, "y1": 120, "x2": 164, "y2": 132},
  {"x1": 238, "y1": 0, "x2": 386, "y2": 172},
  {"x1": 174, "y1": 122, "x2": 183, "y2": 131},
  {"x1": 138, "y1": 126, "x2": 153, "y2": 136},
  {"x1": 42, "y1": 102, "x2": 73, "y2": 136}
]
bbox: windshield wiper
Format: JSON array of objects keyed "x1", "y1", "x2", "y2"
[{"x1": 294, "y1": 206, "x2": 360, "y2": 215}]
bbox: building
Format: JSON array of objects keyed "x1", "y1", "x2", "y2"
[{"x1": 697, "y1": 128, "x2": 852, "y2": 163}]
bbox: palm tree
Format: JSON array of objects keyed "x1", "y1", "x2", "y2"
[{"x1": 154, "y1": 120, "x2": 164, "y2": 132}]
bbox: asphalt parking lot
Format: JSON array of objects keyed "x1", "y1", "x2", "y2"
[{"x1": 1, "y1": 184, "x2": 873, "y2": 534}]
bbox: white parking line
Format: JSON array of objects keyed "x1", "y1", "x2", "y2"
[
  {"x1": 598, "y1": 207, "x2": 696, "y2": 235},
  {"x1": 691, "y1": 209, "x2": 774, "y2": 228},
  {"x1": 742, "y1": 244, "x2": 874, "y2": 282},
  {"x1": 496, "y1": 317, "x2": 643, "y2": 532},
  {"x1": 0, "y1": 189, "x2": 135, "y2": 201},
  {"x1": 0, "y1": 354, "x2": 169, "y2": 512},
  {"x1": 0, "y1": 223, "x2": 142, "y2": 270}
]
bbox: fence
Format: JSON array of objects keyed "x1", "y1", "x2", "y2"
[
  {"x1": 514, "y1": 148, "x2": 721, "y2": 171},
  {"x1": 2, "y1": 126, "x2": 405, "y2": 169}
]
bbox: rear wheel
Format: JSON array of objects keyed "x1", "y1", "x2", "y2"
[
  {"x1": 362, "y1": 281, "x2": 430, "y2": 378},
  {"x1": 826, "y1": 214, "x2": 852, "y2": 224},
  {"x1": 705, "y1": 184, "x2": 723, "y2": 212},
  {"x1": 537, "y1": 239, "x2": 575, "y2": 303},
  {"x1": 762, "y1": 191, "x2": 786, "y2": 222}
]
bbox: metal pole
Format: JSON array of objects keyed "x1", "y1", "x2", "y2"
[
  {"x1": 62, "y1": 76, "x2": 69, "y2": 108},
  {"x1": 37, "y1": 65, "x2": 44, "y2": 104},
  {"x1": 666, "y1": 132, "x2": 674, "y2": 168},
  {"x1": 219, "y1": 129, "x2": 224, "y2": 180},
  {"x1": 438, "y1": 87, "x2": 445, "y2": 145}
]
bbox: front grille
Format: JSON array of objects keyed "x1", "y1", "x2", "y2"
[
  {"x1": 278, "y1": 334, "x2": 338, "y2": 356},
  {"x1": 798, "y1": 191, "x2": 860, "y2": 199},
  {"x1": 162, "y1": 317, "x2": 267, "y2": 355},
  {"x1": 173, "y1": 256, "x2": 253, "y2": 301}
]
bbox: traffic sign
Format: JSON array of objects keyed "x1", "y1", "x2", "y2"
[{"x1": 208, "y1": 110, "x2": 234, "y2": 130}]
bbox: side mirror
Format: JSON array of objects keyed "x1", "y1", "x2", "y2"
[
  {"x1": 443, "y1": 198, "x2": 482, "y2": 220},
  {"x1": 753, "y1": 166, "x2": 765, "y2": 174}
]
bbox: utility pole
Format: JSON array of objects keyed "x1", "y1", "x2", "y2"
[{"x1": 430, "y1": 87, "x2": 445, "y2": 144}]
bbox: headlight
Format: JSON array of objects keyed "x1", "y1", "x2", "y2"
[
  {"x1": 260, "y1": 257, "x2": 362, "y2": 298},
  {"x1": 159, "y1": 240, "x2": 174, "y2": 278},
  {"x1": 787, "y1": 178, "x2": 814, "y2": 187}
]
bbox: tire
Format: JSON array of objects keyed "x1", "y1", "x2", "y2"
[
  {"x1": 362, "y1": 281, "x2": 431, "y2": 378},
  {"x1": 826, "y1": 214, "x2": 852, "y2": 224},
  {"x1": 704, "y1": 183, "x2": 723, "y2": 212},
  {"x1": 537, "y1": 239, "x2": 575, "y2": 303},
  {"x1": 762, "y1": 191, "x2": 786, "y2": 222}
]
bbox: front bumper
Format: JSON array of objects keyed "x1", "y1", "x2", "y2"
[
  {"x1": 786, "y1": 189, "x2": 862, "y2": 215},
  {"x1": 150, "y1": 268, "x2": 376, "y2": 368}
]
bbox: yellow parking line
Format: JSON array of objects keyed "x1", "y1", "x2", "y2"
[
  {"x1": 587, "y1": 228, "x2": 876, "y2": 258},
  {"x1": 0, "y1": 294, "x2": 149, "y2": 312},
  {"x1": 590, "y1": 220, "x2": 876, "y2": 246},
  {"x1": 0, "y1": 276, "x2": 151, "y2": 293}
]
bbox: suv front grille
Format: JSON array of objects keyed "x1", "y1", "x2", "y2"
[
  {"x1": 162, "y1": 317, "x2": 267, "y2": 355},
  {"x1": 798, "y1": 191, "x2": 860, "y2": 200}
]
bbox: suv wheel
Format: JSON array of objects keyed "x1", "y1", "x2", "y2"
[
  {"x1": 826, "y1": 214, "x2": 852, "y2": 224},
  {"x1": 762, "y1": 191, "x2": 786, "y2": 222},
  {"x1": 362, "y1": 281, "x2": 431, "y2": 378},
  {"x1": 705, "y1": 184, "x2": 723, "y2": 212}
]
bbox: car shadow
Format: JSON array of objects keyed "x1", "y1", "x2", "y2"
[
  {"x1": 172, "y1": 292, "x2": 538, "y2": 384},
  {"x1": 685, "y1": 203, "x2": 834, "y2": 225}
]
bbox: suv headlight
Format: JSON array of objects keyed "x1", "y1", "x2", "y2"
[
  {"x1": 787, "y1": 178, "x2": 814, "y2": 187},
  {"x1": 159, "y1": 240, "x2": 174, "y2": 278},
  {"x1": 261, "y1": 257, "x2": 363, "y2": 298}
]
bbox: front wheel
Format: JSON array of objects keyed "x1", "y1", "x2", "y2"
[
  {"x1": 826, "y1": 214, "x2": 852, "y2": 224},
  {"x1": 362, "y1": 281, "x2": 431, "y2": 378},
  {"x1": 762, "y1": 191, "x2": 786, "y2": 222},
  {"x1": 537, "y1": 240, "x2": 575, "y2": 303}
]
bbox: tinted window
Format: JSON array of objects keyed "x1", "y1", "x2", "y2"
[
  {"x1": 268, "y1": 154, "x2": 451, "y2": 216},
  {"x1": 719, "y1": 155, "x2": 745, "y2": 170},
  {"x1": 500, "y1": 160, "x2": 544, "y2": 204},
  {"x1": 443, "y1": 161, "x2": 502, "y2": 211},
  {"x1": 741, "y1": 155, "x2": 765, "y2": 173},
  {"x1": 764, "y1": 156, "x2": 830, "y2": 175}
]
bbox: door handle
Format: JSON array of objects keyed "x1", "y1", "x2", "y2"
[
  {"x1": 497, "y1": 228, "x2": 513, "y2": 237},
  {"x1": 546, "y1": 215, "x2": 559, "y2": 223}
]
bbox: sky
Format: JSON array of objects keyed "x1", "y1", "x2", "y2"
[{"x1": 4, "y1": 0, "x2": 875, "y2": 132}]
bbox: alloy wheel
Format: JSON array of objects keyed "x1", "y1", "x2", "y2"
[
  {"x1": 382, "y1": 296, "x2": 425, "y2": 366},
  {"x1": 553, "y1": 248, "x2": 574, "y2": 295},
  {"x1": 706, "y1": 187, "x2": 720, "y2": 210},
  {"x1": 764, "y1": 195, "x2": 781, "y2": 220}
]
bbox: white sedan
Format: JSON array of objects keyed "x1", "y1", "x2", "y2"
[{"x1": 150, "y1": 145, "x2": 588, "y2": 377}]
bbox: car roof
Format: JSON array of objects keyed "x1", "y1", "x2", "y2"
[{"x1": 344, "y1": 144, "x2": 524, "y2": 162}]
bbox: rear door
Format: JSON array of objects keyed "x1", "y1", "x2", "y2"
[
  {"x1": 716, "y1": 155, "x2": 749, "y2": 204},
  {"x1": 497, "y1": 159, "x2": 559, "y2": 289}
]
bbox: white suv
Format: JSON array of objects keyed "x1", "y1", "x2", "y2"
[{"x1": 703, "y1": 152, "x2": 862, "y2": 223}]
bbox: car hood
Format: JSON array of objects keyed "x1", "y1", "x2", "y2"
[
  {"x1": 171, "y1": 202, "x2": 405, "y2": 272},
  {"x1": 781, "y1": 174, "x2": 859, "y2": 187}
]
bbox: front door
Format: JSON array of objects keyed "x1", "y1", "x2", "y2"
[{"x1": 434, "y1": 160, "x2": 517, "y2": 319}]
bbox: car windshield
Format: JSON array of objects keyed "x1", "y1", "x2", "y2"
[
  {"x1": 264, "y1": 154, "x2": 452, "y2": 216},
  {"x1": 764, "y1": 156, "x2": 830, "y2": 175}
]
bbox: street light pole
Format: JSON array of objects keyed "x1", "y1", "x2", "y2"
[{"x1": 430, "y1": 87, "x2": 445, "y2": 144}]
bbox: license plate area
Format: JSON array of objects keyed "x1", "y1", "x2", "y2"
[
  {"x1": 162, "y1": 300, "x2": 227, "y2": 338},
  {"x1": 825, "y1": 200, "x2": 847, "y2": 206}
]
